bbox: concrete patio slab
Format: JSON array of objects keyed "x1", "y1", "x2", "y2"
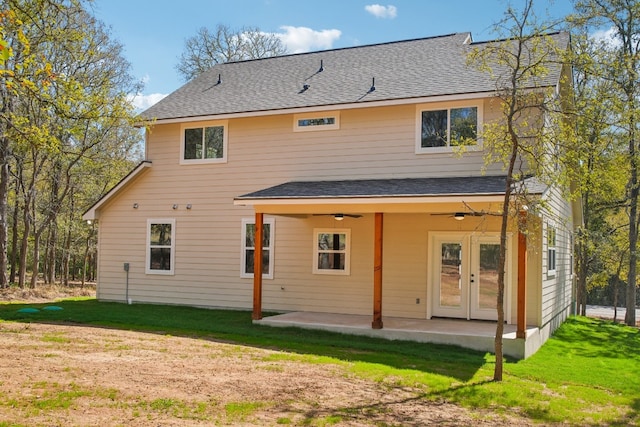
[{"x1": 255, "y1": 312, "x2": 541, "y2": 359}]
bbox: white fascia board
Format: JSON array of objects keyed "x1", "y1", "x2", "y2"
[
  {"x1": 82, "y1": 161, "x2": 152, "y2": 221},
  {"x1": 140, "y1": 91, "x2": 498, "y2": 126}
]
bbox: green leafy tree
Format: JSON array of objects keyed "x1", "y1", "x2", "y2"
[
  {"x1": 1, "y1": 0, "x2": 141, "y2": 287},
  {"x1": 570, "y1": 0, "x2": 640, "y2": 326},
  {"x1": 568, "y1": 29, "x2": 626, "y2": 316}
]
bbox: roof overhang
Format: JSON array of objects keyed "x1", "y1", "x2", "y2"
[
  {"x1": 82, "y1": 161, "x2": 152, "y2": 221},
  {"x1": 138, "y1": 91, "x2": 499, "y2": 127},
  {"x1": 234, "y1": 176, "x2": 546, "y2": 215}
]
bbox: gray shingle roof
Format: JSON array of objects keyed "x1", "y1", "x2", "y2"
[
  {"x1": 143, "y1": 32, "x2": 569, "y2": 121},
  {"x1": 235, "y1": 175, "x2": 547, "y2": 200}
]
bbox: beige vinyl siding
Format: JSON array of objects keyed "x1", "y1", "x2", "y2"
[
  {"x1": 540, "y1": 184, "x2": 574, "y2": 328},
  {"x1": 95, "y1": 98, "x2": 525, "y2": 314}
]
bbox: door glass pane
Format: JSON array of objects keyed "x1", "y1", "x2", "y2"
[
  {"x1": 479, "y1": 243, "x2": 500, "y2": 310},
  {"x1": 440, "y1": 243, "x2": 462, "y2": 307}
]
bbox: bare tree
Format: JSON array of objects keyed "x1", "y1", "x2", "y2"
[{"x1": 176, "y1": 24, "x2": 287, "y2": 82}]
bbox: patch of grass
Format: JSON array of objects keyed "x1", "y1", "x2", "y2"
[
  {"x1": 1, "y1": 299, "x2": 638, "y2": 425},
  {"x1": 149, "y1": 398, "x2": 179, "y2": 411},
  {"x1": 224, "y1": 401, "x2": 265, "y2": 421},
  {"x1": 40, "y1": 333, "x2": 70, "y2": 343}
]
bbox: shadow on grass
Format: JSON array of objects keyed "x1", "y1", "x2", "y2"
[
  {"x1": 0, "y1": 299, "x2": 488, "y2": 382},
  {"x1": 550, "y1": 316, "x2": 640, "y2": 359}
]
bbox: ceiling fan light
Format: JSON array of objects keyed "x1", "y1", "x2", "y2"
[
  {"x1": 454, "y1": 212, "x2": 465, "y2": 221},
  {"x1": 334, "y1": 214, "x2": 344, "y2": 221}
]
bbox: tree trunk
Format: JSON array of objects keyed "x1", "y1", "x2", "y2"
[
  {"x1": 17, "y1": 209, "x2": 30, "y2": 289},
  {"x1": 30, "y1": 229, "x2": 42, "y2": 289},
  {"x1": 625, "y1": 134, "x2": 638, "y2": 326},
  {"x1": 82, "y1": 236, "x2": 90, "y2": 286},
  {"x1": 45, "y1": 223, "x2": 57, "y2": 284},
  {"x1": 9, "y1": 184, "x2": 20, "y2": 284},
  {"x1": 0, "y1": 153, "x2": 9, "y2": 289},
  {"x1": 62, "y1": 224, "x2": 72, "y2": 286}
]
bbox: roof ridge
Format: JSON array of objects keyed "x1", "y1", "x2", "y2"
[
  {"x1": 469, "y1": 30, "x2": 568, "y2": 46},
  {"x1": 221, "y1": 32, "x2": 470, "y2": 66}
]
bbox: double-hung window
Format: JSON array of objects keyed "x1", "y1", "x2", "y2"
[
  {"x1": 181, "y1": 121, "x2": 227, "y2": 164},
  {"x1": 241, "y1": 218, "x2": 275, "y2": 279},
  {"x1": 416, "y1": 104, "x2": 480, "y2": 152},
  {"x1": 313, "y1": 229, "x2": 350, "y2": 275},
  {"x1": 146, "y1": 219, "x2": 175, "y2": 275},
  {"x1": 547, "y1": 224, "x2": 557, "y2": 276}
]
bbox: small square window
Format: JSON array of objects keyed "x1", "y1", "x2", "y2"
[{"x1": 313, "y1": 229, "x2": 350, "y2": 275}]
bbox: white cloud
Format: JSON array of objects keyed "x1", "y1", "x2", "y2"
[
  {"x1": 590, "y1": 27, "x2": 621, "y2": 49},
  {"x1": 276, "y1": 26, "x2": 342, "y2": 53},
  {"x1": 128, "y1": 93, "x2": 168, "y2": 111},
  {"x1": 364, "y1": 4, "x2": 397, "y2": 19}
]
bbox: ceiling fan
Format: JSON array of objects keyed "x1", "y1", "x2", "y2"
[
  {"x1": 313, "y1": 213, "x2": 363, "y2": 221},
  {"x1": 431, "y1": 212, "x2": 485, "y2": 221}
]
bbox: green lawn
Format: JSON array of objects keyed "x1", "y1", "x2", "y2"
[{"x1": 1, "y1": 298, "x2": 638, "y2": 426}]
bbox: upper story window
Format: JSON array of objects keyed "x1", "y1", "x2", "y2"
[
  {"x1": 416, "y1": 104, "x2": 481, "y2": 153},
  {"x1": 294, "y1": 111, "x2": 340, "y2": 132},
  {"x1": 181, "y1": 121, "x2": 228, "y2": 164},
  {"x1": 146, "y1": 219, "x2": 175, "y2": 275}
]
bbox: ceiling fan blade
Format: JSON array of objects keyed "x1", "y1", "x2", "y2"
[{"x1": 312, "y1": 213, "x2": 363, "y2": 218}]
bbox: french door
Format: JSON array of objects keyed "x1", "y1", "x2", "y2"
[{"x1": 431, "y1": 233, "x2": 506, "y2": 321}]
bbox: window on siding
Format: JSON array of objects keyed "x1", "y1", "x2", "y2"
[
  {"x1": 417, "y1": 105, "x2": 479, "y2": 152},
  {"x1": 146, "y1": 219, "x2": 175, "y2": 275},
  {"x1": 547, "y1": 224, "x2": 557, "y2": 276},
  {"x1": 313, "y1": 229, "x2": 350, "y2": 275},
  {"x1": 294, "y1": 111, "x2": 340, "y2": 132},
  {"x1": 241, "y1": 218, "x2": 275, "y2": 279},
  {"x1": 181, "y1": 122, "x2": 227, "y2": 164}
]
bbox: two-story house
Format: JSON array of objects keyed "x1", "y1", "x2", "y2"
[{"x1": 83, "y1": 32, "x2": 579, "y2": 358}]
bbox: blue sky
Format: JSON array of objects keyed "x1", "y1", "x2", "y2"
[{"x1": 90, "y1": 0, "x2": 576, "y2": 110}]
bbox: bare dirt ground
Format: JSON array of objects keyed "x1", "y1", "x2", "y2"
[{"x1": 0, "y1": 286, "x2": 534, "y2": 426}]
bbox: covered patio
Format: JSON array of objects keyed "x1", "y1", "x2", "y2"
[
  {"x1": 255, "y1": 312, "x2": 543, "y2": 359},
  {"x1": 235, "y1": 176, "x2": 547, "y2": 359}
]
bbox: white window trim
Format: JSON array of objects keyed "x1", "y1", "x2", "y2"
[
  {"x1": 546, "y1": 223, "x2": 557, "y2": 277},
  {"x1": 313, "y1": 228, "x2": 351, "y2": 275},
  {"x1": 180, "y1": 120, "x2": 228, "y2": 165},
  {"x1": 415, "y1": 102, "x2": 483, "y2": 154},
  {"x1": 241, "y1": 217, "x2": 275, "y2": 279},
  {"x1": 146, "y1": 218, "x2": 176, "y2": 275},
  {"x1": 294, "y1": 111, "x2": 340, "y2": 132}
]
